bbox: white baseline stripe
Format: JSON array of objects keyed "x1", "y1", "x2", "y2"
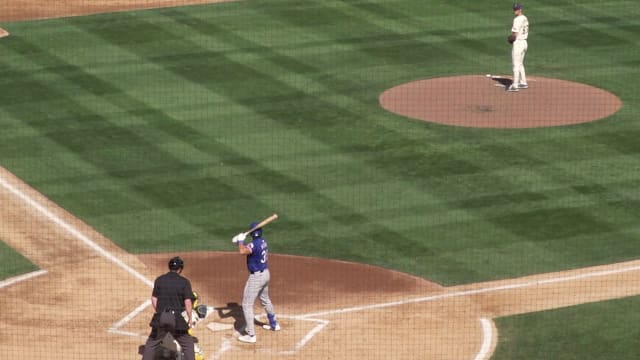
[
  {"x1": 0, "y1": 175, "x2": 153, "y2": 288},
  {"x1": 0, "y1": 269, "x2": 48, "y2": 289},
  {"x1": 299, "y1": 263, "x2": 640, "y2": 319},
  {"x1": 1, "y1": 173, "x2": 153, "y2": 336}
]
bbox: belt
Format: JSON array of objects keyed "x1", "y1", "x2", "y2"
[
  {"x1": 162, "y1": 308, "x2": 182, "y2": 313},
  {"x1": 250, "y1": 270, "x2": 265, "y2": 274}
]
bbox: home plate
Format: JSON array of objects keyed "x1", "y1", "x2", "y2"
[{"x1": 207, "y1": 322, "x2": 234, "y2": 332}]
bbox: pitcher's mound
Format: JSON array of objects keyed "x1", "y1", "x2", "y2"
[{"x1": 379, "y1": 75, "x2": 622, "y2": 128}]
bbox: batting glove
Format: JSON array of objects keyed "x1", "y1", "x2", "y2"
[{"x1": 232, "y1": 232, "x2": 247, "y2": 243}]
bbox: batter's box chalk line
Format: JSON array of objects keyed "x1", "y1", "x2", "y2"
[
  {"x1": 0, "y1": 270, "x2": 48, "y2": 289},
  {"x1": 254, "y1": 314, "x2": 330, "y2": 355},
  {"x1": 109, "y1": 301, "x2": 330, "y2": 356}
]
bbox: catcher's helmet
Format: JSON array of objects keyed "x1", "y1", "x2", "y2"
[
  {"x1": 195, "y1": 304, "x2": 208, "y2": 319},
  {"x1": 168, "y1": 256, "x2": 184, "y2": 271},
  {"x1": 249, "y1": 222, "x2": 262, "y2": 238}
]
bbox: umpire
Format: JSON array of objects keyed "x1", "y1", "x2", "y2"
[{"x1": 142, "y1": 256, "x2": 195, "y2": 360}]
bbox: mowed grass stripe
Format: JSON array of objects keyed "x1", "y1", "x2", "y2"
[
  {"x1": 0, "y1": 31, "x2": 256, "y2": 241},
  {"x1": 0, "y1": 31, "x2": 608, "y2": 266},
  {"x1": 72, "y1": 8, "x2": 490, "y2": 179},
  {"x1": 62, "y1": 7, "x2": 450, "y2": 258},
  {"x1": 253, "y1": 1, "x2": 501, "y2": 75}
]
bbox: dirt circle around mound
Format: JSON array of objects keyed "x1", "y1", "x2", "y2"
[{"x1": 379, "y1": 75, "x2": 623, "y2": 128}]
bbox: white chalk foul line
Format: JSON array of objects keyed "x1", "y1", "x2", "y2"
[
  {"x1": 289, "y1": 262, "x2": 640, "y2": 359},
  {"x1": 0, "y1": 269, "x2": 48, "y2": 289},
  {"x1": 298, "y1": 262, "x2": 640, "y2": 319},
  {"x1": 0, "y1": 175, "x2": 154, "y2": 288},
  {"x1": 0, "y1": 173, "x2": 153, "y2": 337}
]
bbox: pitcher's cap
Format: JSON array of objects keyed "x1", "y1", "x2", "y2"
[{"x1": 513, "y1": 3, "x2": 523, "y2": 10}]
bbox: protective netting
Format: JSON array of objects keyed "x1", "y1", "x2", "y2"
[{"x1": 1, "y1": 1, "x2": 639, "y2": 359}]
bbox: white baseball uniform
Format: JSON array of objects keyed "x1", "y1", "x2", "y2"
[{"x1": 511, "y1": 13, "x2": 529, "y2": 87}]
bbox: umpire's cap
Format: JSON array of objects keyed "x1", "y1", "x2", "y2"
[
  {"x1": 249, "y1": 222, "x2": 263, "y2": 238},
  {"x1": 168, "y1": 256, "x2": 185, "y2": 271}
]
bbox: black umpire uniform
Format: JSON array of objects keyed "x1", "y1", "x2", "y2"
[{"x1": 142, "y1": 256, "x2": 195, "y2": 360}]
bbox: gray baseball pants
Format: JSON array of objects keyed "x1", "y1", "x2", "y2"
[{"x1": 242, "y1": 269, "x2": 275, "y2": 336}]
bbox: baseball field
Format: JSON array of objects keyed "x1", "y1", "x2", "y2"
[{"x1": 1, "y1": 0, "x2": 640, "y2": 359}]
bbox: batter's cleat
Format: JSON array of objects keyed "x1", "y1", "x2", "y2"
[
  {"x1": 507, "y1": 85, "x2": 519, "y2": 92},
  {"x1": 518, "y1": 83, "x2": 529, "y2": 89},
  {"x1": 262, "y1": 323, "x2": 281, "y2": 331},
  {"x1": 266, "y1": 313, "x2": 280, "y2": 330},
  {"x1": 238, "y1": 334, "x2": 256, "y2": 343}
]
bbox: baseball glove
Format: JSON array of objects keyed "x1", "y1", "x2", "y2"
[{"x1": 508, "y1": 34, "x2": 516, "y2": 44}]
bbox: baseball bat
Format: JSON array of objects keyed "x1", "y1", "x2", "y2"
[{"x1": 243, "y1": 213, "x2": 278, "y2": 236}]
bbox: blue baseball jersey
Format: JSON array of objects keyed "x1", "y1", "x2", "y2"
[{"x1": 246, "y1": 236, "x2": 269, "y2": 273}]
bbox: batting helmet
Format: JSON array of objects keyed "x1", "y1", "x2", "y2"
[
  {"x1": 168, "y1": 256, "x2": 184, "y2": 271},
  {"x1": 249, "y1": 222, "x2": 262, "y2": 239}
]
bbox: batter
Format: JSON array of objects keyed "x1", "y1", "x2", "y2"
[
  {"x1": 232, "y1": 222, "x2": 280, "y2": 343},
  {"x1": 508, "y1": 3, "x2": 529, "y2": 92}
]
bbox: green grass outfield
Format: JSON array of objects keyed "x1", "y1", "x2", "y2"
[{"x1": 0, "y1": 0, "x2": 639, "y2": 358}]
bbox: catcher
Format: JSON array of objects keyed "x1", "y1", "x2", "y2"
[
  {"x1": 182, "y1": 291, "x2": 215, "y2": 360},
  {"x1": 140, "y1": 257, "x2": 214, "y2": 360},
  {"x1": 140, "y1": 289, "x2": 214, "y2": 360}
]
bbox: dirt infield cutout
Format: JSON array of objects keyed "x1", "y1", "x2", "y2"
[
  {"x1": 379, "y1": 75, "x2": 623, "y2": 128},
  {"x1": 0, "y1": 0, "x2": 236, "y2": 22},
  {"x1": 4, "y1": 166, "x2": 640, "y2": 359}
]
